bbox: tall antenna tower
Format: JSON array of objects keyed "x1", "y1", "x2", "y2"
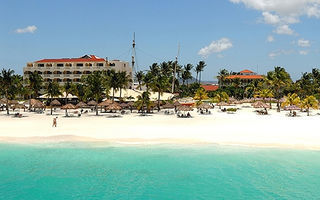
[
  {"x1": 132, "y1": 33, "x2": 137, "y2": 74},
  {"x1": 171, "y1": 43, "x2": 180, "y2": 94}
]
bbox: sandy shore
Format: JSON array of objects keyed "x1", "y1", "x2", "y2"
[{"x1": 0, "y1": 105, "x2": 320, "y2": 149}]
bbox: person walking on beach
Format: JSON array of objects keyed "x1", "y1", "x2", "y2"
[{"x1": 52, "y1": 117, "x2": 57, "y2": 127}]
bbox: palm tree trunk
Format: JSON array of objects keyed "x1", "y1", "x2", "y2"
[
  {"x1": 112, "y1": 88, "x2": 115, "y2": 102},
  {"x1": 199, "y1": 72, "x2": 201, "y2": 84},
  {"x1": 120, "y1": 88, "x2": 122, "y2": 98},
  {"x1": 307, "y1": 108, "x2": 310, "y2": 116},
  {"x1": 96, "y1": 105, "x2": 98, "y2": 115},
  {"x1": 196, "y1": 73, "x2": 198, "y2": 83},
  {"x1": 6, "y1": 99, "x2": 9, "y2": 115},
  {"x1": 158, "y1": 91, "x2": 161, "y2": 111}
]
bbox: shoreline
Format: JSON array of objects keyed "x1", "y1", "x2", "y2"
[{"x1": 1, "y1": 106, "x2": 320, "y2": 150}]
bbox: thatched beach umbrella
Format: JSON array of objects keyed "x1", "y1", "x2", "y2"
[
  {"x1": 9, "y1": 100, "x2": 19, "y2": 105},
  {"x1": 197, "y1": 103, "x2": 213, "y2": 110},
  {"x1": 106, "y1": 102, "x2": 122, "y2": 112},
  {"x1": 76, "y1": 101, "x2": 87, "y2": 108},
  {"x1": 13, "y1": 104, "x2": 27, "y2": 112},
  {"x1": 98, "y1": 99, "x2": 112, "y2": 107},
  {"x1": 50, "y1": 99, "x2": 61, "y2": 107},
  {"x1": 120, "y1": 102, "x2": 129, "y2": 109},
  {"x1": 61, "y1": 103, "x2": 77, "y2": 116},
  {"x1": 177, "y1": 105, "x2": 193, "y2": 112},
  {"x1": 87, "y1": 100, "x2": 98, "y2": 106},
  {"x1": 252, "y1": 101, "x2": 270, "y2": 109},
  {"x1": 163, "y1": 103, "x2": 175, "y2": 109},
  {"x1": 284, "y1": 105, "x2": 300, "y2": 111},
  {"x1": 0, "y1": 98, "x2": 7, "y2": 104}
]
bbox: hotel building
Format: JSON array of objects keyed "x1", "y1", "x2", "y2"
[
  {"x1": 218, "y1": 69, "x2": 264, "y2": 87},
  {"x1": 23, "y1": 55, "x2": 132, "y2": 85}
]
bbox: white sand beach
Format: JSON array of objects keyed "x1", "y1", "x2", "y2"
[{"x1": 0, "y1": 105, "x2": 320, "y2": 149}]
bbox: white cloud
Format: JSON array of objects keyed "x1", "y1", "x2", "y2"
[
  {"x1": 299, "y1": 50, "x2": 308, "y2": 55},
  {"x1": 267, "y1": 35, "x2": 274, "y2": 42},
  {"x1": 262, "y1": 12, "x2": 280, "y2": 24},
  {"x1": 274, "y1": 25, "x2": 294, "y2": 35},
  {"x1": 298, "y1": 39, "x2": 311, "y2": 47},
  {"x1": 198, "y1": 38, "x2": 233, "y2": 57},
  {"x1": 230, "y1": 0, "x2": 320, "y2": 35},
  {"x1": 268, "y1": 49, "x2": 293, "y2": 59},
  {"x1": 15, "y1": 25, "x2": 37, "y2": 34}
]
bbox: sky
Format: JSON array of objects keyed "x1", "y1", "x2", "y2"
[{"x1": 1, "y1": 0, "x2": 320, "y2": 81}]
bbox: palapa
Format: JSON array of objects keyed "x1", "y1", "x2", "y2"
[
  {"x1": 197, "y1": 103, "x2": 213, "y2": 109},
  {"x1": 173, "y1": 101, "x2": 181, "y2": 106},
  {"x1": 106, "y1": 103, "x2": 122, "y2": 111},
  {"x1": 33, "y1": 102, "x2": 45, "y2": 109},
  {"x1": 251, "y1": 101, "x2": 270, "y2": 109},
  {"x1": 8, "y1": 100, "x2": 19, "y2": 105},
  {"x1": 177, "y1": 105, "x2": 193, "y2": 112},
  {"x1": 98, "y1": 99, "x2": 112, "y2": 107},
  {"x1": 76, "y1": 102, "x2": 87, "y2": 108},
  {"x1": 284, "y1": 105, "x2": 300, "y2": 111},
  {"x1": 163, "y1": 103, "x2": 175, "y2": 109},
  {"x1": 50, "y1": 99, "x2": 61, "y2": 107},
  {"x1": 120, "y1": 102, "x2": 129, "y2": 108},
  {"x1": 216, "y1": 102, "x2": 230, "y2": 107},
  {"x1": 87, "y1": 100, "x2": 98, "y2": 106},
  {"x1": 61, "y1": 104, "x2": 77, "y2": 110},
  {"x1": 13, "y1": 104, "x2": 27, "y2": 109}
]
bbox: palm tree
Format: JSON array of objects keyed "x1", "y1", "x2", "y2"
[
  {"x1": 150, "y1": 74, "x2": 170, "y2": 111},
  {"x1": 82, "y1": 71, "x2": 105, "y2": 115},
  {"x1": 143, "y1": 71, "x2": 153, "y2": 91},
  {"x1": 27, "y1": 71, "x2": 43, "y2": 99},
  {"x1": 212, "y1": 92, "x2": 229, "y2": 109},
  {"x1": 118, "y1": 71, "x2": 132, "y2": 98},
  {"x1": 300, "y1": 96, "x2": 318, "y2": 116},
  {"x1": 0, "y1": 69, "x2": 20, "y2": 115},
  {"x1": 255, "y1": 89, "x2": 274, "y2": 107},
  {"x1": 135, "y1": 71, "x2": 144, "y2": 90},
  {"x1": 194, "y1": 88, "x2": 208, "y2": 105},
  {"x1": 106, "y1": 70, "x2": 120, "y2": 102},
  {"x1": 281, "y1": 93, "x2": 300, "y2": 113},
  {"x1": 71, "y1": 83, "x2": 87, "y2": 102},
  {"x1": 196, "y1": 61, "x2": 206, "y2": 84},
  {"x1": 45, "y1": 82, "x2": 62, "y2": 115},
  {"x1": 62, "y1": 81, "x2": 73, "y2": 104},
  {"x1": 135, "y1": 91, "x2": 152, "y2": 114},
  {"x1": 184, "y1": 64, "x2": 193, "y2": 86},
  {"x1": 217, "y1": 69, "x2": 230, "y2": 87},
  {"x1": 266, "y1": 67, "x2": 292, "y2": 112}
]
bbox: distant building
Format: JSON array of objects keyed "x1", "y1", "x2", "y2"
[
  {"x1": 201, "y1": 85, "x2": 219, "y2": 92},
  {"x1": 23, "y1": 55, "x2": 132, "y2": 85},
  {"x1": 218, "y1": 69, "x2": 264, "y2": 87}
]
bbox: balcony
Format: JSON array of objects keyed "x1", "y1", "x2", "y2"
[{"x1": 53, "y1": 74, "x2": 61, "y2": 77}]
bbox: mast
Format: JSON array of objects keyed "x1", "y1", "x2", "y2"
[
  {"x1": 171, "y1": 43, "x2": 180, "y2": 94},
  {"x1": 131, "y1": 33, "x2": 136, "y2": 87}
]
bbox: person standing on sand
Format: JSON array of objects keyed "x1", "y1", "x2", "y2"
[{"x1": 52, "y1": 117, "x2": 57, "y2": 127}]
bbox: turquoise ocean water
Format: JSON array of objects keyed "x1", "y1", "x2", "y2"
[{"x1": 0, "y1": 143, "x2": 320, "y2": 200}]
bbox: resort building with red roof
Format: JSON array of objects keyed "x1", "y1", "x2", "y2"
[
  {"x1": 218, "y1": 69, "x2": 264, "y2": 87},
  {"x1": 23, "y1": 55, "x2": 132, "y2": 85}
]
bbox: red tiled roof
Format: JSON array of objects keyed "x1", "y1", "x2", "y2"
[
  {"x1": 225, "y1": 75, "x2": 264, "y2": 79},
  {"x1": 35, "y1": 55, "x2": 105, "y2": 63},
  {"x1": 201, "y1": 85, "x2": 219, "y2": 91},
  {"x1": 240, "y1": 69, "x2": 254, "y2": 73}
]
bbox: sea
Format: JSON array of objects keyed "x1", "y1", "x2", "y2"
[{"x1": 0, "y1": 143, "x2": 320, "y2": 200}]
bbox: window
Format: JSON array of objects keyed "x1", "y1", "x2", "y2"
[
  {"x1": 37, "y1": 64, "x2": 44, "y2": 67},
  {"x1": 57, "y1": 63, "x2": 64, "y2": 67},
  {"x1": 97, "y1": 63, "x2": 104, "y2": 67},
  {"x1": 76, "y1": 63, "x2": 83, "y2": 67},
  {"x1": 124, "y1": 64, "x2": 126, "y2": 67}
]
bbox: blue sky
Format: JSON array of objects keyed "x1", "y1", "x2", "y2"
[{"x1": 1, "y1": 0, "x2": 320, "y2": 81}]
